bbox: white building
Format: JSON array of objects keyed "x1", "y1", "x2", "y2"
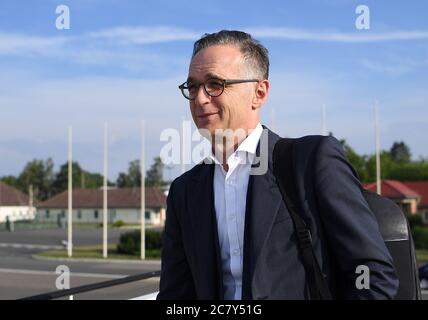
[
  {"x1": 0, "y1": 182, "x2": 36, "y2": 223},
  {"x1": 36, "y1": 187, "x2": 166, "y2": 226}
]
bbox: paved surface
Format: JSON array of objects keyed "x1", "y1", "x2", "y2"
[
  {"x1": 0, "y1": 227, "x2": 130, "y2": 246},
  {"x1": 0, "y1": 228, "x2": 427, "y2": 300},
  {"x1": 0, "y1": 228, "x2": 160, "y2": 300}
]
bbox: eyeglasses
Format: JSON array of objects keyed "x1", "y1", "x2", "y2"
[{"x1": 178, "y1": 78, "x2": 259, "y2": 100}]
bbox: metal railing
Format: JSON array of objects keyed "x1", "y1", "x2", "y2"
[{"x1": 18, "y1": 270, "x2": 161, "y2": 300}]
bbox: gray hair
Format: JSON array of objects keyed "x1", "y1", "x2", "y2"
[{"x1": 192, "y1": 30, "x2": 269, "y2": 80}]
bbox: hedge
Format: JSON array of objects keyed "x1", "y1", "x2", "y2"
[
  {"x1": 117, "y1": 229, "x2": 163, "y2": 255},
  {"x1": 412, "y1": 226, "x2": 428, "y2": 250}
]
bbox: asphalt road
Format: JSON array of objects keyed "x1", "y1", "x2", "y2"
[
  {"x1": 0, "y1": 228, "x2": 427, "y2": 300},
  {"x1": 0, "y1": 228, "x2": 161, "y2": 300},
  {"x1": 0, "y1": 226, "x2": 131, "y2": 246}
]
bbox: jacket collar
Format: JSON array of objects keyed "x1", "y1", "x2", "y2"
[{"x1": 189, "y1": 126, "x2": 281, "y2": 299}]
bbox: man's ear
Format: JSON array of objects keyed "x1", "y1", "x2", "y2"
[{"x1": 252, "y1": 80, "x2": 270, "y2": 110}]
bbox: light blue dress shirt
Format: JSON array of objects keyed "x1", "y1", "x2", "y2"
[{"x1": 209, "y1": 123, "x2": 263, "y2": 300}]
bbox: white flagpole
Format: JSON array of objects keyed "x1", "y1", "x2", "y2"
[
  {"x1": 181, "y1": 117, "x2": 186, "y2": 174},
  {"x1": 28, "y1": 184, "x2": 33, "y2": 219},
  {"x1": 322, "y1": 104, "x2": 327, "y2": 136},
  {"x1": 270, "y1": 108, "x2": 276, "y2": 132},
  {"x1": 374, "y1": 101, "x2": 382, "y2": 195},
  {"x1": 103, "y1": 123, "x2": 108, "y2": 258},
  {"x1": 68, "y1": 126, "x2": 73, "y2": 257},
  {"x1": 140, "y1": 121, "x2": 146, "y2": 260}
]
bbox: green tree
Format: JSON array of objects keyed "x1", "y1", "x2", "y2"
[
  {"x1": 365, "y1": 151, "x2": 399, "y2": 183},
  {"x1": 390, "y1": 141, "x2": 411, "y2": 163},
  {"x1": 117, "y1": 160, "x2": 141, "y2": 187},
  {"x1": 145, "y1": 157, "x2": 167, "y2": 187},
  {"x1": 15, "y1": 158, "x2": 54, "y2": 201},
  {"x1": 339, "y1": 139, "x2": 368, "y2": 182},
  {"x1": 0, "y1": 175, "x2": 19, "y2": 188},
  {"x1": 387, "y1": 161, "x2": 428, "y2": 181},
  {"x1": 51, "y1": 162, "x2": 109, "y2": 196},
  {"x1": 81, "y1": 171, "x2": 106, "y2": 189},
  {"x1": 51, "y1": 162, "x2": 83, "y2": 195},
  {"x1": 116, "y1": 157, "x2": 167, "y2": 188}
]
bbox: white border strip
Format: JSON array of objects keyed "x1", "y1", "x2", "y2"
[
  {"x1": 0, "y1": 268, "x2": 126, "y2": 279},
  {"x1": 0, "y1": 243, "x2": 63, "y2": 250},
  {"x1": 130, "y1": 291, "x2": 158, "y2": 300}
]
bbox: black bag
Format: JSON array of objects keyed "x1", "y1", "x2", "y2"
[{"x1": 272, "y1": 137, "x2": 421, "y2": 300}]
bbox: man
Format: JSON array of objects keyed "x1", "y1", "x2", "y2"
[{"x1": 157, "y1": 30, "x2": 398, "y2": 300}]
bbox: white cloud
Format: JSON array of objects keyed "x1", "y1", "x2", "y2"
[
  {"x1": 1, "y1": 70, "x2": 427, "y2": 179},
  {"x1": 0, "y1": 32, "x2": 67, "y2": 56},
  {"x1": 1, "y1": 25, "x2": 428, "y2": 81},
  {"x1": 0, "y1": 74, "x2": 189, "y2": 179},
  {"x1": 360, "y1": 55, "x2": 428, "y2": 75},
  {"x1": 2, "y1": 25, "x2": 428, "y2": 61},
  {"x1": 0, "y1": 76, "x2": 185, "y2": 140},
  {"x1": 88, "y1": 26, "x2": 200, "y2": 44},
  {"x1": 1, "y1": 25, "x2": 427, "y2": 178},
  {"x1": 360, "y1": 59, "x2": 414, "y2": 75},
  {"x1": 261, "y1": 71, "x2": 428, "y2": 160},
  {"x1": 0, "y1": 31, "x2": 188, "y2": 75},
  {"x1": 88, "y1": 25, "x2": 428, "y2": 45},
  {"x1": 246, "y1": 27, "x2": 428, "y2": 43}
]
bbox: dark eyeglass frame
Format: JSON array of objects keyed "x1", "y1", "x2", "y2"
[{"x1": 178, "y1": 78, "x2": 260, "y2": 100}]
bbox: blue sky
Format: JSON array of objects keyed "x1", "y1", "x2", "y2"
[{"x1": 0, "y1": 0, "x2": 427, "y2": 181}]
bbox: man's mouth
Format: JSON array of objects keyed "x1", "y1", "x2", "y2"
[{"x1": 197, "y1": 112, "x2": 219, "y2": 118}]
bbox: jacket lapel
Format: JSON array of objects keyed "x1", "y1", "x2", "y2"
[
  {"x1": 242, "y1": 128, "x2": 283, "y2": 299},
  {"x1": 186, "y1": 127, "x2": 282, "y2": 300},
  {"x1": 188, "y1": 163, "x2": 223, "y2": 299}
]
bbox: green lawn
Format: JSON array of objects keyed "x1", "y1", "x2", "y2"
[
  {"x1": 55, "y1": 223, "x2": 138, "y2": 228},
  {"x1": 36, "y1": 244, "x2": 161, "y2": 260},
  {"x1": 35, "y1": 246, "x2": 428, "y2": 268},
  {"x1": 416, "y1": 249, "x2": 428, "y2": 265}
]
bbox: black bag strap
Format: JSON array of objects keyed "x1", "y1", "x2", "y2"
[{"x1": 273, "y1": 138, "x2": 332, "y2": 300}]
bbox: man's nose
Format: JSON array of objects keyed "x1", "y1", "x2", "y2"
[{"x1": 193, "y1": 84, "x2": 211, "y2": 106}]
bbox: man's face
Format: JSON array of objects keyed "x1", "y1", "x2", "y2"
[{"x1": 187, "y1": 45, "x2": 257, "y2": 137}]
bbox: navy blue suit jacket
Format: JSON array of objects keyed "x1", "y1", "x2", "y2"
[{"x1": 157, "y1": 127, "x2": 399, "y2": 300}]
